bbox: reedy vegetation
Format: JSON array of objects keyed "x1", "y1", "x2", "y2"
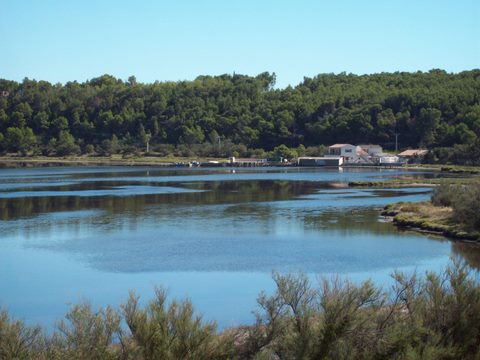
[
  {"x1": 1, "y1": 260, "x2": 479, "y2": 359},
  {"x1": 0, "y1": 70, "x2": 479, "y2": 163}
]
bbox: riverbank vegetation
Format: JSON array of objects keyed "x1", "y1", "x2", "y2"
[
  {"x1": 383, "y1": 182, "x2": 480, "y2": 241},
  {"x1": 417, "y1": 164, "x2": 480, "y2": 174},
  {"x1": 1, "y1": 260, "x2": 480, "y2": 359},
  {"x1": 431, "y1": 182, "x2": 480, "y2": 233},
  {"x1": 0, "y1": 70, "x2": 479, "y2": 162},
  {"x1": 349, "y1": 175, "x2": 479, "y2": 189},
  {"x1": 0, "y1": 154, "x2": 226, "y2": 167}
]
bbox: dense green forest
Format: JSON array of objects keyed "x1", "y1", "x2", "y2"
[{"x1": 0, "y1": 70, "x2": 479, "y2": 162}]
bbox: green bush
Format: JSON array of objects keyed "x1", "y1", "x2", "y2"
[
  {"x1": 243, "y1": 260, "x2": 480, "y2": 360},
  {"x1": 452, "y1": 183, "x2": 480, "y2": 231},
  {"x1": 431, "y1": 182, "x2": 480, "y2": 230},
  {"x1": 1, "y1": 261, "x2": 480, "y2": 359},
  {"x1": 47, "y1": 303, "x2": 121, "y2": 360},
  {"x1": 121, "y1": 288, "x2": 232, "y2": 360},
  {"x1": 431, "y1": 183, "x2": 456, "y2": 207},
  {"x1": 0, "y1": 309, "x2": 44, "y2": 360}
]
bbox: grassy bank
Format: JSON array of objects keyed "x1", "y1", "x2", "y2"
[
  {"x1": 348, "y1": 180, "x2": 436, "y2": 188},
  {"x1": 414, "y1": 164, "x2": 480, "y2": 174},
  {"x1": 350, "y1": 174, "x2": 480, "y2": 242},
  {"x1": 349, "y1": 172, "x2": 480, "y2": 188},
  {"x1": 381, "y1": 180, "x2": 480, "y2": 242},
  {"x1": 382, "y1": 201, "x2": 480, "y2": 242},
  {"x1": 348, "y1": 178, "x2": 473, "y2": 188},
  {"x1": 0, "y1": 155, "x2": 226, "y2": 167}
]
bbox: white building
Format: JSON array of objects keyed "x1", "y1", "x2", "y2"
[
  {"x1": 328, "y1": 144, "x2": 358, "y2": 161},
  {"x1": 327, "y1": 144, "x2": 370, "y2": 163},
  {"x1": 359, "y1": 144, "x2": 383, "y2": 156},
  {"x1": 297, "y1": 157, "x2": 343, "y2": 167},
  {"x1": 378, "y1": 155, "x2": 400, "y2": 164}
]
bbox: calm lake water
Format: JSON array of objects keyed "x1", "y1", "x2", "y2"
[{"x1": 0, "y1": 166, "x2": 478, "y2": 329}]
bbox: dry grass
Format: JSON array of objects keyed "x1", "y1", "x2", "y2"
[
  {"x1": 0, "y1": 155, "x2": 227, "y2": 166},
  {"x1": 395, "y1": 202, "x2": 453, "y2": 223},
  {"x1": 384, "y1": 201, "x2": 479, "y2": 241}
]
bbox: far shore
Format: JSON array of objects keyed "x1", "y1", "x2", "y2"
[
  {"x1": 1, "y1": 155, "x2": 480, "y2": 173},
  {"x1": 0, "y1": 155, "x2": 227, "y2": 167}
]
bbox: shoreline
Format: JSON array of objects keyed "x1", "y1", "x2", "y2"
[
  {"x1": 1, "y1": 155, "x2": 478, "y2": 172},
  {"x1": 0, "y1": 155, "x2": 479, "y2": 174},
  {"x1": 349, "y1": 180, "x2": 439, "y2": 188},
  {"x1": 381, "y1": 201, "x2": 480, "y2": 243},
  {"x1": 0, "y1": 156, "x2": 220, "y2": 167}
]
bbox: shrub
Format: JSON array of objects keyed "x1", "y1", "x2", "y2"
[
  {"x1": 431, "y1": 183, "x2": 456, "y2": 207},
  {"x1": 451, "y1": 183, "x2": 480, "y2": 231},
  {"x1": 244, "y1": 260, "x2": 480, "y2": 360},
  {"x1": 48, "y1": 303, "x2": 121, "y2": 360},
  {"x1": 121, "y1": 288, "x2": 232, "y2": 360},
  {"x1": 1, "y1": 261, "x2": 479, "y2": 359},
  {"x1": 0, "y1": 309, "x2": 44, "y2": 359},
  {"x1": 431, "y1": 182, "x2": 480, "y2": 230}
]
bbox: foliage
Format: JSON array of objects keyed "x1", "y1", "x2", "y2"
[
  {"x1": 55, "y1": 131, "x2": 81, "y2": 156},
  {"x1": 0, "y1": 310, "x2": 43, "y2": 359},
  {"x1": 121, "y1": 288, "x2": 231, "y2": 359},
  {"x1": 241, "y1": 260, "x2": 480, "y2": 359},
  {"x1": 431, "y1": 182, "x2": 480, "y2": 230},
  {"x1": 271, "y1": 144, "x2": 298, "y2": 160},
  {"x1": 2, "y1": 261, "x2": 480, "y2": 359},
  {"x1": 431, "y1": 183, "x2": 456, "y2": 207},
  {"x1": 426, "y1": 138, "x2": 480, "y2": 166},
  {"x1": 47, "y1": 303, "x2": 121, "y2": 360},
  {"x1": 0, "y1": 70, "x2": 479, "y2": 158}
]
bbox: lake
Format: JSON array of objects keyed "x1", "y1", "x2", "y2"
[{"x1": 0, "y1": 166, "x2": 477, "y2": 330}]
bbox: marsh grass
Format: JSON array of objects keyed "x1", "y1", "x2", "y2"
[{"x1": 383, "y1": 182, "x2": 480, "y2": 241}]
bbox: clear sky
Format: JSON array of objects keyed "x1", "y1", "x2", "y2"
[{"x1": 1, "y1": 0, "x2": 478, "y2": 88}]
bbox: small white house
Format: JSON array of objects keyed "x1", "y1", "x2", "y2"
[
  {"x1": 327, "y1": 144, "x2": 362, "y2": 162},
  {"x1": 359, "y1": 144, "x2": 383, "y2": 156}
]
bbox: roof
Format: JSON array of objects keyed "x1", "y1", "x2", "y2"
[
  {"x1": 329, "y1": 144, "x2": 353, "y2": 148},
  {"x1": 398, "y1": 149, "x2": 428, "y2": 157}
]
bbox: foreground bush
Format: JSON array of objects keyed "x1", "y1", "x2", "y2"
[
  {"x1": 1, "y1": 260, "x2": 479, "y2": 359},
  {"x1": 121, "y1": 288, "x2": 232, "y2": 359},
  {"x1": 0, "y1": 310, "x2": 43, "y2": 359}
]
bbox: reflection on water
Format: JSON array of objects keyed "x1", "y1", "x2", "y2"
[
  {"x1": 0, "y1": 166, "x2": 477, "y2": 329},
  {"x1": 453, "y1": 242, "x2": 480, "y2": 270}
]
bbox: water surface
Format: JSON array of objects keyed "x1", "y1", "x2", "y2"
[{"x1": 0, "y1": 166, "x2": 476, "y2": 329}]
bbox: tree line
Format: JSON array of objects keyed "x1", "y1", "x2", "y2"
[
  {"x1": 1, "y1": 260, "x2": 479, "y2": 359},
  {"x1": 0, "y1": 70, "x2": 479, "y2": 161}
]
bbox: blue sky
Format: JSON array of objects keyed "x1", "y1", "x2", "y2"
[{"x1": 1, "y1": 0, "x2": 478, "y2": 88}]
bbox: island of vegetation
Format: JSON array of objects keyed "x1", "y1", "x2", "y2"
[
  {"x1": 0, "y1": 70, "x2": 479, "y2": 165},
  {"x1": 382, "y1": 182, "x2": 480, "y2": 242}
]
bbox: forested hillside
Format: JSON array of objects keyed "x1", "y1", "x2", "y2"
[{"x1": 0, "y1": 70, "x2": 479, "y2": 160}]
